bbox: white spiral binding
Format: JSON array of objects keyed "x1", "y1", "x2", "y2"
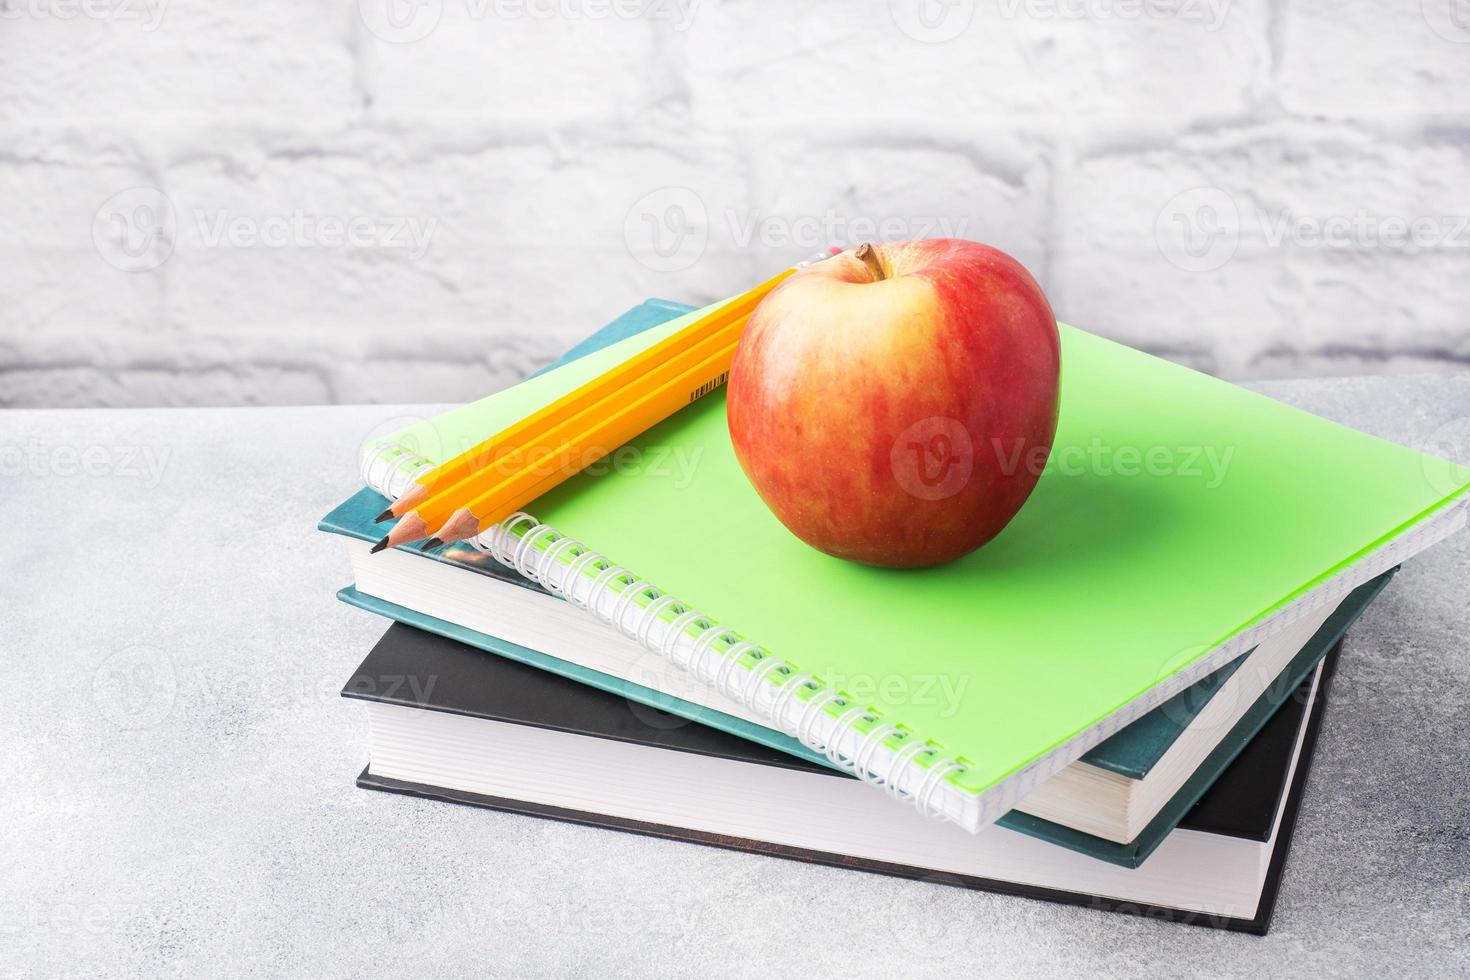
[
  {"x1": 637, "y1": 595, "x2": 683, "y2": 649},
  {"x1": 742, "y1": 652, "x2": 789, "y2": 706},
  {"x1": 717, "y1": 641, "x2": 761, "y2": 698},
  {"x1": 689, "y1": 627, "x2": 736, "y2": 677},
  {"x1": 853, "y1": 723, "x2": 901, "y2": 784},
  {"x1": 539, "y1": 536, "x2": 585, "y2": 591},
  {"x1": 362, "y1": 441, "x2": 435, "y2": 499},
  {"x1": 795, "y1": 689, "x2": 844, "y2": 747},
  {"x1": 825, "y1": 704, "x2": 872, "y2": 769},
  {"x1": 884, "y1": 739, "x2": 933, "y2": 802},
  {"x1": 768, "y1": 671, "x2": 817, "y2": 736},
  {"x1": 915, "y1": 759, "x2": 963, "y2": 819},
  {"x1": 662, "y1": 610, "x2": 706, "y2": 660},
  {"x1": 475, "y1": 510, "x2": 972, "y2": 824}
]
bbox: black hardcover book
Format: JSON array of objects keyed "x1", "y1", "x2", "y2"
[{"x1": 344, "y1": 623, "x2": 1344, "y2": 934}]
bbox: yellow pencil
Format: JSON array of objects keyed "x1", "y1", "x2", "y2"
[
  {"x1": 375, "y1": 321, "x2": 750, "y2": 549},
  {"x1": 371, "y1": 249, "x2": 839, "y2": 553},
  {"x1": 373, "y1": 267, "x2": 795, "y2": 525},
  {"x1": 424, "y1": 337, "x2": 744, "y2": 548}
]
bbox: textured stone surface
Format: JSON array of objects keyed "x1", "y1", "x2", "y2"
[
  {"x1": 2, "y1": 376, "x2": 1468, "y2": 976},
  {"x1": 0, "y1": 0, "x2": 1467, "y2": 408}
]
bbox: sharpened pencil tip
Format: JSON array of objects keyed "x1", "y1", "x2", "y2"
[
  {"x1": 422, "y1": 537, "x2": 444, "y2": 551},
  {"x1": 370, "y1": 536, "x2": 391, "y2": 554},
  {"x1": 372, "y1": 508, "x2": 395, "y2": 524}
]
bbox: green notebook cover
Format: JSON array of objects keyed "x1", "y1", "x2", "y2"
[{"x1": 356, "y1": 298, "x2": 1470, "y2": 832}]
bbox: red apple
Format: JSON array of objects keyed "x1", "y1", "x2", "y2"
[{"x1": 727, "y1": 239, "x2": 1060, "y2": 568}]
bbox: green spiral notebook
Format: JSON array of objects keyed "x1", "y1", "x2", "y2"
[{"x1": 358, "y1": 300, "x2": 1470, "y2": 833}]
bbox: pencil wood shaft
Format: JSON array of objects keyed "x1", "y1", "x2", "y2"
[
  {"x1": 428, "y1": 339, "x2": 742, "y2": 544},
  {"x1": 381, "y1": 269, "x2": 792, "y2": 519},
  {"x1": 402, "y1": 313, "x2": 752, "y2": 538}
]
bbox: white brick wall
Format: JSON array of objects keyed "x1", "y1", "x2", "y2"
[{"x1": 1, "y1": 0, "x2": 1467, "y2": 407}]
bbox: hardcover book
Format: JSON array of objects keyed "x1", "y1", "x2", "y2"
[
  {"x1": 323, "y1": 518, "x2": 1392, "y2": 866},
  {"x1": 344, "y1": 620, "x2": 1344, "y2": 933}
]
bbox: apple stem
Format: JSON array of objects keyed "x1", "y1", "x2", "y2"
[{"x1": 855, "y1": 243, "x2": 886, "y2": 282}]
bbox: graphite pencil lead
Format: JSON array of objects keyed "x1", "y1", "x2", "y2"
[
  {"x1": 372, "y1": 508, "x2": 396, "y2": 524},
  {"x1": 369, "y1": 535, "x2": 391, "y2": 554},
  {"x1": 421, "y1": 537, "x2": 444, "y2": 551}
]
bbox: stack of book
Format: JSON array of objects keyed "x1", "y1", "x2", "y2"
[{"x1": 320, "y1": 299, "x2": 1468, "y2": 934}]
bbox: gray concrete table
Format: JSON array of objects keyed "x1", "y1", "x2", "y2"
[{"x1": 4, "y1": 375, "x2": 1469, "y2": 978}]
